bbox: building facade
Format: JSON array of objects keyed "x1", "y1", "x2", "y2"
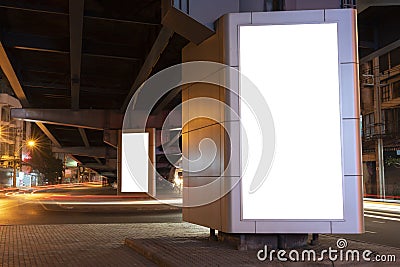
[
  {"x1": 0, "y1": 70, "x2": 34, "y2": 187},
  {"x1": 359, "y1": 1, "x2": 400, "y2": 200},
  {"x1": 361, "y1": 47, "x2": 400, "y2": 200}
]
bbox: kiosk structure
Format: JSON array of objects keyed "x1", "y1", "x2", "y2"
[{"x1": 181, "y1": 9, "x2": 363, "y2": 235}]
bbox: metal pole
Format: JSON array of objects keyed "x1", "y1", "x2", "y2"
[
  {"x1": 373, "y1": 57, "x2": 386, "y2": 199},
  {"x1": 12, "y1": 145, "x2": 21, "y2": 188},
  {"x1": 377, "y1": 139, "x2": 385, "y2": 199},
  {"x1": 77, "y1": 164, "x2": 80, "y2": 183},
  {"x1": 12, "y1": 157, "x2": 17, "y2": 187}
]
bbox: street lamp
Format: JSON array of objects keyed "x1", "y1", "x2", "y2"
[
  {"x1": 27, "y1": 140, "x2": 36, "y2": 148},
  {"x1": 12, "y1": 139, "x2": 37, "y2": 187}
]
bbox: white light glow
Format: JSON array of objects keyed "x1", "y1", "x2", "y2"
[
  {"x1": 240, "y1": 23, "x2": 344, "y2": 220},
  {"x1": 121, "y1": 133, "x2": 149, "y2": 192}
]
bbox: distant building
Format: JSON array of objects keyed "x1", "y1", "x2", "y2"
[
  {"x1": 0, "y1": 70, "x2": 34, "y2": 187},
  {"x1": 359, "y1": 1, "x2": 400, "y2": 200}
]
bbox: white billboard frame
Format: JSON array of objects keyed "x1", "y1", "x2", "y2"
[
  {"x1": 121, "y1": 132, "x2": 149, "y2": 193},
  {"x1": 181, "y1": 9, "x2": 363, "y2": 234},
  {"x1": 226, "y1": 9, "x2": 363, "y2": 233},
  {"x1": 239, "y1": 23, "x2": 345, "y2": 221}
]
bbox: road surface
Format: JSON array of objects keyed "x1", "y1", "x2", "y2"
[
  {"x1": 0, "y1": 184, "x2": 182, "y2": 225},
  {"x1": 338, "y1": 201, "x2": 400, "y2": 248},
  {"x1": 2, "y1": 185, "x2": 400, "y2": 249}
]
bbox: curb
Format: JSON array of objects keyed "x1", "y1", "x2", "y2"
[
  {"x1": 41, "y1": 203, "x2": 182, "y2": 213},
  {"x1": 125, "y1": 238, "x2": 174, "y2": 267}
]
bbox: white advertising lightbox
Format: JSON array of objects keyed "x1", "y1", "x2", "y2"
[
  {"x1": 182, "y1": 9, "x2": 363, "y2": 234},
  {"x1": 121, "y1": 132, "x2": 149, "y2": 193},
  {"x1": 240, "y1": 23, "x2": 344, "y2": 220}
]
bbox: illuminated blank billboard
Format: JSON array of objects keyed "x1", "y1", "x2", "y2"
[
  {"x1": 121, "y1": 132, "x2": 149, "y2": 192},
  {"x1": 176, "y1": 9, "x2": 362, "y2": 233},
  {"x1": 240, "y1": 23, "x2": 344, "y2": 220}
]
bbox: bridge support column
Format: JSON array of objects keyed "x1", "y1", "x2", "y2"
[{"x1": 182, "y1": 9, "x2": 363, "y2": 241}]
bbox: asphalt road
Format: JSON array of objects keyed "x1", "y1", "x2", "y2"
[
  {"x1": 2, "y1": 185, "x2": 400, "y2": 249},
  {"x1": 338, "y1": 211, "x2": 400, "y2": 249},
  {"x1": 0, "y1": 185, "x2": 182, "y2": 225}
]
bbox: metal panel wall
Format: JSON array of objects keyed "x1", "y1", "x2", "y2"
[{"x1": 182, "y1": 9, "x2": 363, "y2": 234}]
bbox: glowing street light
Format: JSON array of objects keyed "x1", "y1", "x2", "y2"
[
  {"x1": 27, "y1": 140, "x2": 36, "y2": 148},
  {"x1": 12, "y1": 139, "x2": 38, "y2": 187}
]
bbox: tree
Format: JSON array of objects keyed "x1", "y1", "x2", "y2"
[{"x1": 27, "y1": 127, "x2": 63, "y2": 184}]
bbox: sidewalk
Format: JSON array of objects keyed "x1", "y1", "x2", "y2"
[
  {"x1": 1, "y1": 222, "x2": 399, "y2": 266},
  {"x1": 0, "y1": 223, "x2": 157, "y2": 267},
  {"x1": 124, "y1": 223, "x2": 400, "y2": 266}
]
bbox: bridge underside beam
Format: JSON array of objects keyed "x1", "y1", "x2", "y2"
[
  {"x1": 11, "y1": 109, "x2": 123, "y2": 130},
  {"x1": 0, "y1": 41, "x2": 30, "y2": 106},
  {"x1": 52, "y1": 146, "x2": 117, "y2": 158},
  {"x1": 36, "y1": 122, "x2": 62, "y2": 148},
  {"x1": 12, "y1": 109, "x2": 172, "y2": 130},
  {"x1": 83, "y1": 162, "x2": 116, "y2": 171}
]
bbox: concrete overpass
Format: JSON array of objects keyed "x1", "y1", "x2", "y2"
[{"x1": 0, "y1": 0, "x2": 398, "y2": 184}]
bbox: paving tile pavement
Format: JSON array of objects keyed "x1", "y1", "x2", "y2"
[
  {"x1": 124, "y1": 223, "x2": 400, "y2": 267},
  {"x1": 0, "y1": 223, "x2": 164, "y2": 267},
  {"x1": 1, "y1": 222, "x2": 400, "y2": 267},
  {"x1": 0, "y1": 222, "x2": 210, "y2": 267}
]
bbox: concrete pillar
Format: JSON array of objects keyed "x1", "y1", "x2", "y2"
[
  {"x1": 147, "y1": 128, "x2": 156, "y2": 197},
  {"x1": 117, "y1": 130, "x2": 122, "y2": 195}
]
